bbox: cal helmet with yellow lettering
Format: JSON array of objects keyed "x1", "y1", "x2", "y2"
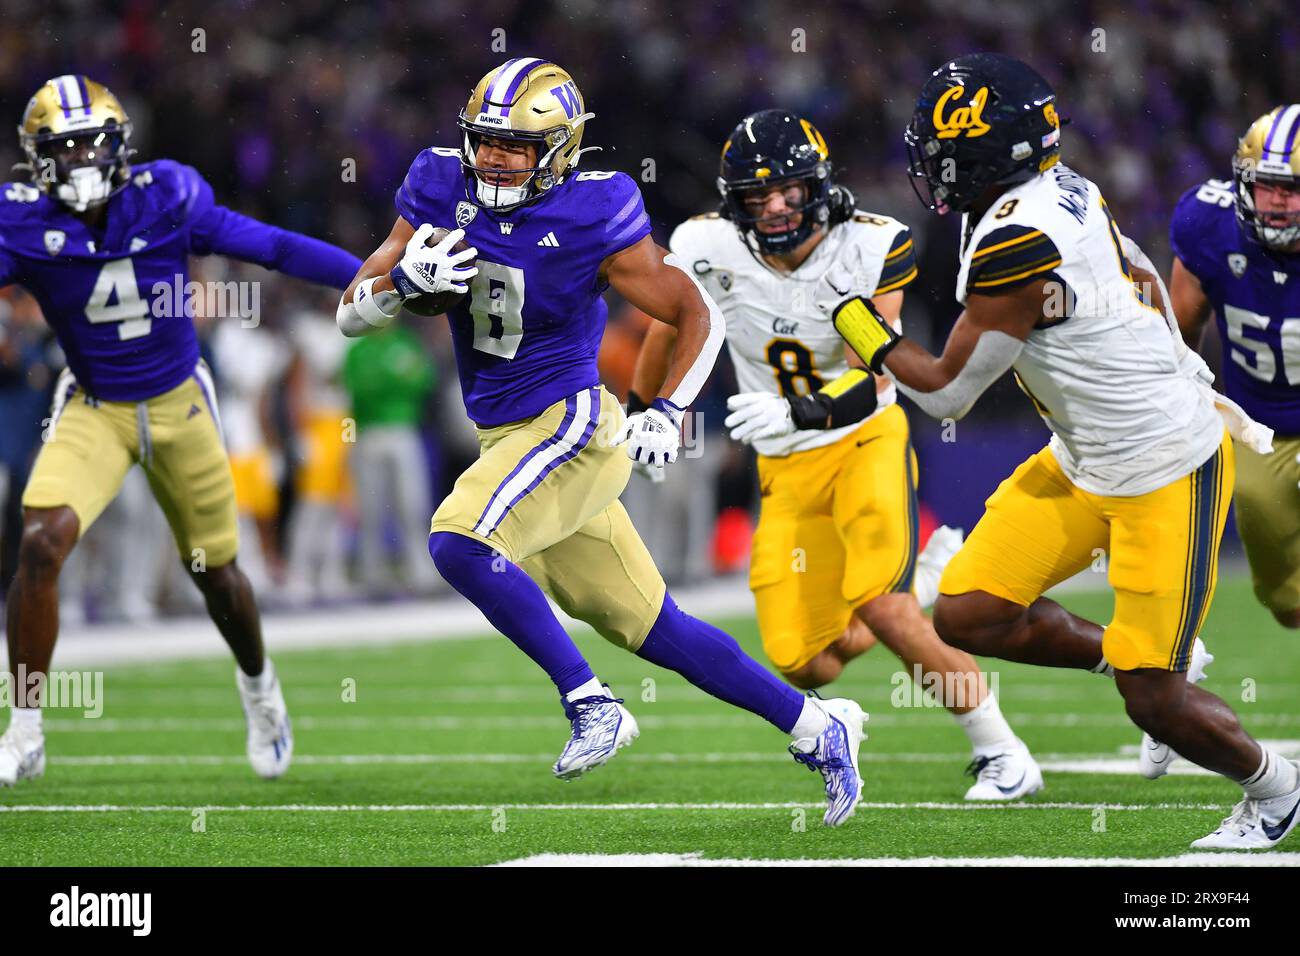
[
  {"x1": 906, "y1": 53, "x2": 1062, "y2": 215},
  {"x1": 456, "y1": 58, "x2": 594, "y2": 211},
  {"x1": 19, "y1": 74, "x2": 134, "y2": 212},
  {"x1": 1233, "y1": 105, "x2": 1300, "y2": 251},
  {"x1": 717, "y1": 109, "x2": 854, "y2": 254}
]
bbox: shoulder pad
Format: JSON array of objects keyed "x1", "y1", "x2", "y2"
[{"x1": 967, "y1": 223, "x2": 1063, "y2": 294}]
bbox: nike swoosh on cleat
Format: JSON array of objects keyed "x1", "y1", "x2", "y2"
[
  {"x1": 1263, "y1": 794, "x2": 1300, "y2": 842},
  {"x1": 996, "y1": 770, "x2": 1027, "y2": 795}
]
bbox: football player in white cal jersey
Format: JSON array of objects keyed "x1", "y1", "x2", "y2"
[
  {"x1": 631, "y1": 109, "x2": 1042, "y2": 800},
  {"x1": 834, "y1": 53, "x2": 1298, "y2": 849}
]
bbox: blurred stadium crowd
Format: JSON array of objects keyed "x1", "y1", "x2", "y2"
[{"x1": 0, "y1": 0, "x2": 1290, "y2": 619}]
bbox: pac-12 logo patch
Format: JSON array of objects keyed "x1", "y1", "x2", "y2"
[
  {"x1": 44, "y1": 230, "x2": 65, "y2": 256},
  {"x1": 455, "y1": 201, "x2": 478, "y2": 228},
  {"x1": 1228, "y1": 253, "x2": 1247, "y2": 278}
]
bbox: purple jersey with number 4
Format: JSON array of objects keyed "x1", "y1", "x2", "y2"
[
  {"x1": 0, "y1": 160, "x2": 361, "y2": 402},
  {"x1": 395, "y1": 149, "x2": 652, "y2": 426},
  {"x1": 1171, "y1": 178, "x2": 1300, "y2": 436}
]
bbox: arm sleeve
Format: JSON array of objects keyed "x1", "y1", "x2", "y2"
[
  {"x1": 788, "y1": 368, "x2": 879, "y2": 430},
  {"x1": 191, "y1": 205, "x2": 362, "y2": 290},
  {"x1": 874, "y1": 227, "x2": 919, "y2": 295},
  {"x1": 965, "y1": 224, "x2": 1063, "y2": 296}
]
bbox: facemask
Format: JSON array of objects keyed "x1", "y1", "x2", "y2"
[
  {"x1": 56, "y1": 166, "x2": 113, "y2": 212},
  {"x1": 474, "y1": 175, "x2": 532, "y2": 210}
]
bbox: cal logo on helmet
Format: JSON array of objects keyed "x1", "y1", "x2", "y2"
[
  {"x1": 906, "y1": 54, "x2": 1062, "y2": 214},
  {"x1": 933, "y1": 86, "x2": 992, "y2": 139}
]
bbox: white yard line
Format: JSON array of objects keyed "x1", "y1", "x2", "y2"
[
  {"x1": 40, "y1": 751, "x2": 1074, "y2": 766},
  {"x1": 495, "y1": 851, "x2": 1300, "y2": 867},
  {"x1": 37, "y1": 712, "x2": 1300, "y2": 732},
  {"x1": 0, "y1": 800, "x2": 1233, "y2": 813}
]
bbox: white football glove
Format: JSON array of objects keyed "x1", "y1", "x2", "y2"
[
  {"x1": 390, "y1": 223, "x2": 479, "y2": 299},
  {"x1": 612, "y1": 399, "x2": 683, "y2": 468},
  {"x1": 724, "y1": 392, "x2": 795, "y2": 444}
]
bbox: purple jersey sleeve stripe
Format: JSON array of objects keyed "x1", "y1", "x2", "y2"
[
  {"x1": 607, "y1": 211, "x2": 650, "y2": 252},
  {"x1": 605, "y1": 192, "x2": 643, "y2": 233}
]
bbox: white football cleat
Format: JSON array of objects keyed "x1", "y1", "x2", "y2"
[
  {"x1": 1138, "y1": 637, "x2": 1214, "y2": 779},
  {"x1": 553, "y1": 685, "x2": 639, "y2": 780},
  {"x1": 0, "y1": 721, "x2": 46, "y2": 787},
  {"x1": 1191, "y1": 763, "x2": 1300, "y2": 850},
  {"x1": 914, "y1": 525, "x2": 964, "y2": 610},
  {"x1": 964, "y1": 739, "x2": 1044, "y2": 800},
  {"x1": 790, "y1": 697, "x2": 869, "y2": 827},
  {"x1": 236, "y1": 663, "x2": 293, "y2": 779}
]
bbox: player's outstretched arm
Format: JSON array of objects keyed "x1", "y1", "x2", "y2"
[
  {"x1": 832, "y1": 280, "x2": 1042, "y2": 421},
  {"x1": 604, "y1": 235, "x2": 724, "y2": 412},
  {"x1": 191, "y1": 203, "x2": 363, "y2": 289},
  {"x1": 628, "y1": 318, "x2": 677, "y2": 411},
  {"x1": 1169, "y1": 257, "x2": 1214, "y2": 351},
  {"x1": 335, "y1": 216, "x2": 413, "y2": 337},
  {"x1": 605, "y1": 235, "x2": 725, "y2": 468}
]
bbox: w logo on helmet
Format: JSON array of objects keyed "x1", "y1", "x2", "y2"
[
  {"x1": 551, "y1": 81, "x2": 580, "y2": 120},
  {"x1": 933, "y1": 86, "x2": 992, "y2": 139}
]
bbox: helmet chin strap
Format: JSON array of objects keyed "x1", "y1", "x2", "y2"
[{"x1": 56, "y1": 166, "x2": 113, "y2": 212}]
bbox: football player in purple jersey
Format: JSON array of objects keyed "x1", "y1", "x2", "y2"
[
  {"x1": 1171, "y1": 105, "x2": 1300, "y2": 631},
  {"x1": 0, "y1": 75, "x2": 363, "y2": 786},
  {"x1": 337, "y1": 59, "x2": 869, "y2": 826}
]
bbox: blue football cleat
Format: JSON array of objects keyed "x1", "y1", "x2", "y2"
[
  {"x1": 553, "y1": 685, "x2": 639, "y2": 781},
  {"x1": 790, "y1": 698, "x2": 868, "y2": 826}
]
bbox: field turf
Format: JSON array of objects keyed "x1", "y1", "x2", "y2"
[{"x1": 2, "y1": 574, "x2": 1297, "y2": 866}]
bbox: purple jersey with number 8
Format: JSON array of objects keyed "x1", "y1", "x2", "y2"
[{"x1": 395, "y1": 149, "x2": 651, "y2": 427}]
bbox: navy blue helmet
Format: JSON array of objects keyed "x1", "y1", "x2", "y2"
[
  {"x1": 717, "y1": 109, "x2": 852, "y2": 254},
  {"x1": 906, "y1": 54, "x2": 1062, "y2": 214}
]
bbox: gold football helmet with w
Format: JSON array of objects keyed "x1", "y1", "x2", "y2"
[
  {"x1": 18, "y1": 74, "x2": 134, "y2": 212},
  {"x1": 457, "y1": 58, "x2": 594, "y2": 211},
  {"x1": 1234, "y1": 104, "x2": 1300, "y2": 251}
]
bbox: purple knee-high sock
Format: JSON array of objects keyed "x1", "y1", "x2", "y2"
[
  {"x1": 428, "y1": 531, "x2": 594, "y2": 695},
  {"x1": 637, "y1": 593, "x2": 804, "y2": 732}
]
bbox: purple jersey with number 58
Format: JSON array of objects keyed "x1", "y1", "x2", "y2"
[
  {"x1": 395, "y1": 149, "x2": 651, "y2": 426},
  {"x1": 1171, "y1": 178, "x2": 1300, "y2": 436}
]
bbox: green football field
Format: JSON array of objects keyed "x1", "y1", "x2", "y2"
[{"x1": 3, "y1": 574, "x2": 1298, "y2": 866}]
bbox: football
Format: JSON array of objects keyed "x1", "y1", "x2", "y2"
[{"x1": 401, "y1": 226, "x2": 475, "y2": 316}]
